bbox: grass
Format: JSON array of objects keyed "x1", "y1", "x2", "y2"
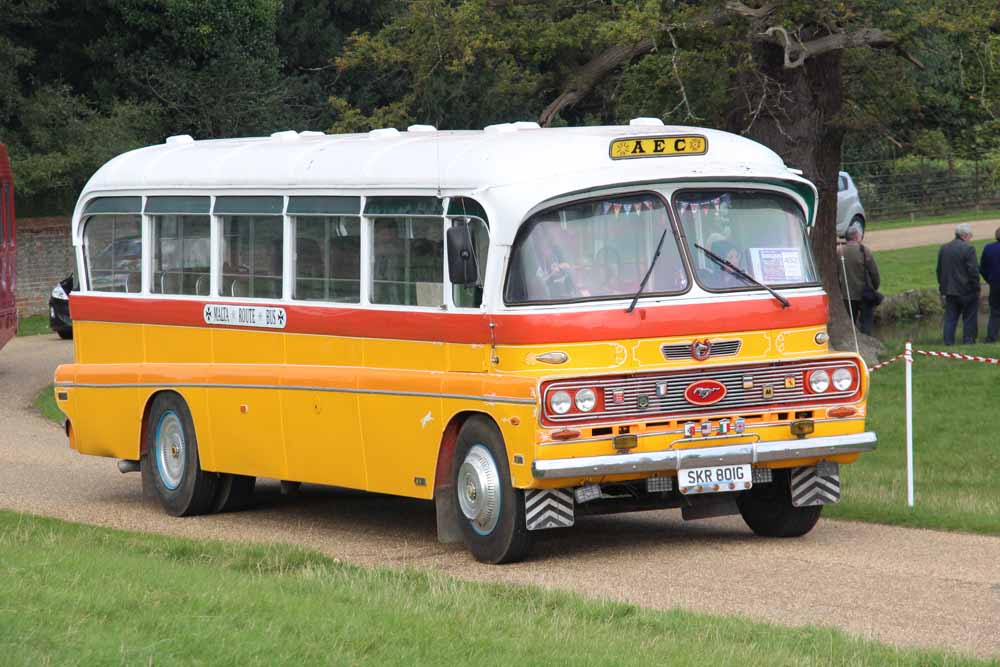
[
  {"x1": 0, "y1": 510, "x2": 991, "y2": 666},
  {"x1": 868, "y1": 208, "x2": 1000, "y2": 231},
  {"x1": 826, "y1": 337, "x2": 1000, "y2": 535},
  {"x1": 33, "y1": 383, "x2": 63, "y2": 424},
  {"x1": 874, "y1": 239, "x2": 989, "y2": 296},
  {"x1": 16, "y1": 314, "x2": 49, "y2": 336}
]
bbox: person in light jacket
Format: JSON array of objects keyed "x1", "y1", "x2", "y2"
[
  {"x1": 979, "y1": 227, "x2": 1000, "y2": 343},
  {"x1": 937, "y1": 223, "x2": 980, "y2": 345}
]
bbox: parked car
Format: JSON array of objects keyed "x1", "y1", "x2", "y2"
[
  {"x1": 49, "y1": 274, "x2": 74, "y2": 339},
  {"x1": 836, "y1": 171, "x2": 866, "y2": 237}
]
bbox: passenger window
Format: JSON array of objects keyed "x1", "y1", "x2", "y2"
[
  {"x1": 451, "y1": 217, "x2": 489, "y2": 308},
  {"x1": 371, "y1": 217, "x2": 443, "y2": 307},
  {"x1": 83, "y1": 214, "x2": 142, "y2": 292},
  {"x1": 221, "y1": 216, "x2": 283, "y2": 299},
  {"x1": 294, "y1": 216, "x2": 360, "y2": 302},
  {"x1": 151, "y1": 215, "x2": 211, "y2": 295}
]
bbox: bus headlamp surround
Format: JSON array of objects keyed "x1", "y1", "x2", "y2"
[
  {"x1": 808, "y1": 370, "x2": 830, "y2": 393},
  {"x1": 549, "y1": 391, "x2": 572, "y2": 415},
  {"x1": 575, "y1": 388, "x2": 597, "y2": 412}
]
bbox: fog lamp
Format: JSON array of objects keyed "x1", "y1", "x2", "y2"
[{"x1": 790, "y1": 419, "x2": 815, "y2": 439}]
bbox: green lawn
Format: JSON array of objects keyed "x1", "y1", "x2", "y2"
[
  {"x1": 0, "y1": 510, "x2": 990, "y2": 666},
  {"x1": 33, "y1": 383, "x2": 63, "y2": 423},
  {"x1": 868, "y1": 208, "x2": 1000, "y2": 231},
  {"x1": 16, "y1": 314, "x2": 49, "y2": 336},
  {"x1": 826, "y1": 340, "x2": 1000, "y2": 534},
  {"x1": 874, "y1": 239, "x2": 989, "y2": 296}
]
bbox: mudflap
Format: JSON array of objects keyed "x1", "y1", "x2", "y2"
[
  {"x1": 790, "y1": 462, "x2": 841, "y2": 507},
  {"x1": 525, "y1": 489, "x2": 575, "y2": 531}
]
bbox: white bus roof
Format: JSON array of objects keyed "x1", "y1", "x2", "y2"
[{"x1": 77, "y1": 121, "x2": 816, "y2": 243}]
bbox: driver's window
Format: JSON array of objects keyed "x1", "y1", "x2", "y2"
[{"x1": 451, "y1": 217, "x2": 489, "y2": 308}]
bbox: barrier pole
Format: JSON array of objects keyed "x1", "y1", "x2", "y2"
[{"x1": 905, "y1": 341, "x2": 914, "y2": 507}]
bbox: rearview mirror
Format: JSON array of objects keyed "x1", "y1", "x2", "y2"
[{"x1": 446, "y1": 222, "x2": 479, "y2": 286}]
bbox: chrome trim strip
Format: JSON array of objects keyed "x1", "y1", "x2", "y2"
[
  {"x1": 531, "y1": 432, "x2": 877, "y2": 478},
  {"x1": 54, "y1": 382, "x2": 537, "y2": 405}
]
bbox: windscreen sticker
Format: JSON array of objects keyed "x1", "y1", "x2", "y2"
[
  {"x1": 749, "y1": 248, "x2": 804, "y2": 283},
  {"x1": 203, "y1": 303, "x2": 286, "y2": 329}
]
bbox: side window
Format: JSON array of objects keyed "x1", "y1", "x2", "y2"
[
  {"x1": 838, "y1": 175, "x2": 847, "y2": 192},
  {"x1": 294, "y1": 216, "x2": 361, "y2": 302},
  {"x1": 371, "y1": 217, "x2": 443, "y2": 307},
  {"x1": 151, "y1": 215, "x2": 211, "y2": 295},
  {"x1": 221, "y1": 216, "x2": 283, "y2": 299},
  {"x1": 451, "y1": 217, "x2": 489, "y2": 308},
  {"x1": 84, "y1": 214, "x2": 142, "y2": 292}
]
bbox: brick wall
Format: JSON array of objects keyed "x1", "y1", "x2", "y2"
[{"x1": 15, "y1": 216, "x2": 74, "y2": 315}]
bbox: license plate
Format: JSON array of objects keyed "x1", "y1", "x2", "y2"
[{"x1": 678, "y1": 463, "x2": 752, "y2": 495}]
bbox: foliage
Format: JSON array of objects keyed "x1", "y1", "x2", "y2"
[{"x1": 33, "y1": 383, "x2": 64, "y2": 424}]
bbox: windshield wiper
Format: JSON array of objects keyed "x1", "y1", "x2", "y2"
[
  {"x1": 626, "y1": 227, "x2": 670, "y2": 313},
  {"x1": 693, "y1": 243, "x2": 790, "y2": 309}
]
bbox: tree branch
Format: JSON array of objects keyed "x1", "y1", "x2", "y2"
[{"x1": 761, "y1": 25, "x2": 922, "y2": 69}]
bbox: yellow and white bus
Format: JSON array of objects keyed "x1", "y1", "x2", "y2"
[{"x1": 55, "y1": 120, "x2": 876, "y2": 563}]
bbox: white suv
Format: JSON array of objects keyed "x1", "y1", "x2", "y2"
[{"x1": 836, "y1": 171, "x2": 866, "y2": 236}]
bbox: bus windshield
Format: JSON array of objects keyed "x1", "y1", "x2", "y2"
[
  {"x1": 675, "y1": 190, "x2": 817, "y2": 290},
  {"x1": 505, "y1": 193, "x2": 688, "y2": 304}
]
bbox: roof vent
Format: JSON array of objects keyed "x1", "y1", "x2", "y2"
[
  {"x1": 369, "y1": 128, "x2": 401, "y2": 139},
  {"x1": 165, "y1": 135, "x2": 195, "y2": 145},
  {"x1": 407, "y1": 124, "x2": 437, "y2": 133},
  {"x1": 628, "y1": 117, "x2": 665, "y2": 127},
  {"x1": 484, "y1": 123, "x2": 516, "y2": 134},
  {"x1": 270, "y1": 130, "x2": 300, "y2": 142},
  {"x1": 299, "y1": 131, "x2": 325, "y2": 138},
  {"x1": 512, "y1": 121, "x2": 541, "y2": 129}
]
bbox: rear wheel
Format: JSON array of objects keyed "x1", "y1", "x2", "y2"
[
  {"x1": 211, "y1": 474, "x2": 256, "y2": 513},
  {"x1": 454, "y1": 417, "x2": 531, "y2": 564},
  {"x1": 141, "y1": 393, "x2": 217, "y2": 517},
  {"x1": 737, "y1": 469, "x2": 822, "y2": 537}
]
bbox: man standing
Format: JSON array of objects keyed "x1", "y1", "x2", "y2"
[
  {"x1": 980, "y1": 227, "x2": 1000, "y2": 343},
  {"x1": 838, "y1": 225, "x2": 880, "y2": 335},
  {"x1": 937, "y1": 223, "x2": 980, "y2": 345}
]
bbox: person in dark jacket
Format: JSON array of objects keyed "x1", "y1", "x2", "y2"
[
  {"x1": 937, "y1": 223, "x2": 980, "y2": 345},
  {"x1": 838, "y1": 225, "x2": 880, "y2": 335},
  {"x1": 980, "y1": 227, "x2": 1000, "y2": 343}
]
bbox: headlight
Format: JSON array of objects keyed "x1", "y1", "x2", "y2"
[
  {"x1": 549, "y1": 390, "x2": 572, "y2": 415},
  {"x1": 808, "y1": 370, "x2": 830, "y2": 393},
  {"x1": 575, "y1": 388, "x2": 596, "y2": 412},
  {"x1": 832, "y1": 368, "x2": 853, "y2": 391},
  {"x1": 51, "y1": 283, "x2": 67, "y2": 300}
]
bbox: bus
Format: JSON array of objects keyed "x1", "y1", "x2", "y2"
[
  {"x1": 0, "y1": 144, "x2": 15, "y2": 351},
  {"x1": 54, "y1": 121, "x2": 876, "y2": 563}
]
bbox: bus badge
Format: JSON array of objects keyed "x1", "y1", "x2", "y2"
[
  {"x1": 690, "y1": 339, "x2": 712, "y2": 361},
  {"x1": 684, "y1": 379, "x2": 727, "y2": 406},
  {"x1": 612, "y1": 390, "x2": 625, "y2": 404},
  {"x1": 637, "y1": 395, "x2": 650, "y2": 409},
  {"x1": 656, "y1": 381, "x2": 668, "y2": 398}
]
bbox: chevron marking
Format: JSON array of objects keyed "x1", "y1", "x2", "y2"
[
  {"x1": 525, "y1": 489, "x2": 574, "y2": 530},
  {"x1": 790, "y1": 465, "x2": 841, "y2": 507}
]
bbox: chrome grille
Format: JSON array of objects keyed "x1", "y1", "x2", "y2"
[
  {"x1": 661, "y1": 339, "x2": 741, "y2": 360},
  {"x1": 543, "y1": 359, "x2": 858, "y2": 424}
]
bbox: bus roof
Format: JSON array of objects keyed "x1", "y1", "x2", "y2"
[{"x1": 76, "y1": 122, "x2": 816, "y2": 241}]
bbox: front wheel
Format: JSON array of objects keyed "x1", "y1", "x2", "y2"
[
  {"x1": 453, "y1": 417, "x2": 531, "y2": 564},
  {"x1": 141, "y1": 393, "x2": 218, "y2": 517},
  {"x1": 737, "y1": 469, "x2": 822, "y2": 537}
]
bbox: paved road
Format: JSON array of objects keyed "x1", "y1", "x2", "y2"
[
  {"x1": 864, "y1": 218, "x2": 1000, "y2": 251},
  {"x1": 3, "y1": 335, "x2": 999, "y2": 659}
]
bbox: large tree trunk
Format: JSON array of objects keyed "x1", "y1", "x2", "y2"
[{"x1": 727, "y1": 45, "x2": 854, "y2": 348}]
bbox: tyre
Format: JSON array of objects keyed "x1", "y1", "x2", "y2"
[
  {"x1": 211, "y1": 474, "x2": 256, "y2": 513},
  {"x1": 737, "y1": 468, "x2": 822, "y2": 537},
  {"x1": 57, "y1": 328, "x2": 73, "y2": 340},
  {"x1": 141, "y1": 393, "x2": 217, "y2": 517},
  {"x1": 453, "y1": 417, "x2": 532, "y2": 564}
]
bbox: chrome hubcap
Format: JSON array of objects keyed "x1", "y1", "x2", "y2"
[
  {"x1": 457, "y1": 444, "x2": 501, "y2": 535},
  {"x1": 156, "y1": 411, "x2": 186, "y2": 490}
]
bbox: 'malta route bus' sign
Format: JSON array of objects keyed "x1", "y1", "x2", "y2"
[{"x1": 202, "y1": 303, "x2": 287, "y2": 329}]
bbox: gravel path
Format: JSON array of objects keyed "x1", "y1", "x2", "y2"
[
  {"x1": 3, "y1": 335, "x2": 998, "y2": 659},
  {"x1": 864, "y1": 218, "x2": 1000, "y2": 251}
]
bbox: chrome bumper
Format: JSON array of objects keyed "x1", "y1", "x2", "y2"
[{"x1": 531, "y1": 432, "x2": 877, "y2": 479}]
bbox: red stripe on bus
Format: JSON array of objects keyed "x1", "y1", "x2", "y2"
[{"x1": 69, "y1": 293, "x2": 828, "y2": 345}]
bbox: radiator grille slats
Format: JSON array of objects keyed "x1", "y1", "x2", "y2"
[
  {"x1": 662, "y1": 340, "x2": 742, "y2": 360},
  {"x1": 544, "y1": 360, "x2": 857, "y2": 424}
]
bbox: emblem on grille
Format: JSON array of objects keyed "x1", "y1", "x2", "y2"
[
  {"x1": 690, "y1": 339, "x2": 712, "y2": 361},
  {"x1": 637, "y1": 395, "x2": 650, "y2": 409},
  {"x1": 683, "y1": 379, "x2": 727, "y2": 406}
]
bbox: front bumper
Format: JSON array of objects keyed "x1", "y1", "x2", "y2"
[
  {"x1": 49, "y1": 298, "x2": 72, "y2": 330},
  {"x1": 531, "y1": 431, "x2": 877, "y2": 479}
]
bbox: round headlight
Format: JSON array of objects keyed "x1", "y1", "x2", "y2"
[
  {"x1": 832, "y1": 368, "x2": 853, "y2": 391},
  {"x1": 575, "y1": 388, "x2": 596, "y2": 412},
  {"x1": 808, "y1": 370, "x2": 830, "y2": 393},
  {"x1": 549, "y1": 390, "x2": 572, "y2": 415}
]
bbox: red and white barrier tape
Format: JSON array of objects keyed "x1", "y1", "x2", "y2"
[
  {"x1": 868, "y1": 354, "x2": 904, "y2": 373},
  {"x1": 914, "y1": 349, "x2": 1000, "y2": 365}
]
